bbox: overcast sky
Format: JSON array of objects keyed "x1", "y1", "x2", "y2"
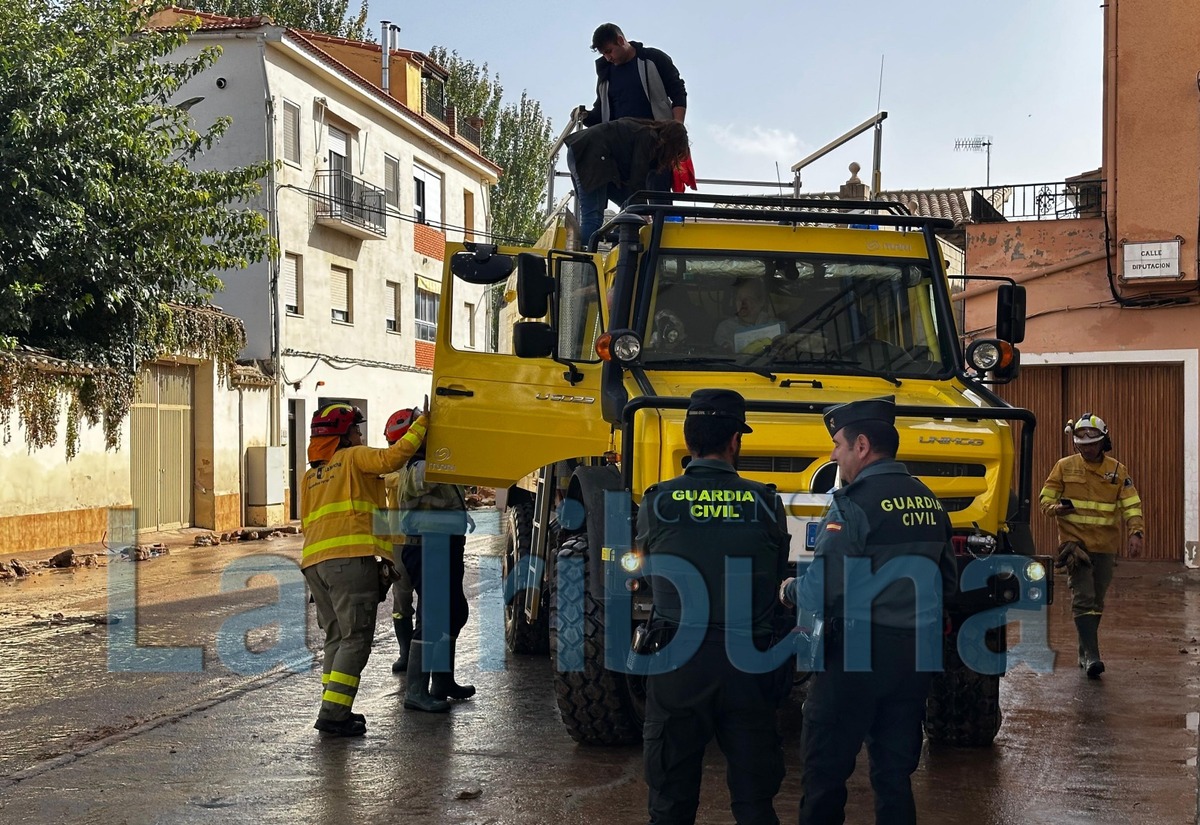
[{"x1": 375, "y1": 0, "x2": 1103, "y2": 195}]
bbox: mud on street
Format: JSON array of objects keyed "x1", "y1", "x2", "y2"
[{"x1": 0, "y1": 529, "x2": 1197, "y2": 824}]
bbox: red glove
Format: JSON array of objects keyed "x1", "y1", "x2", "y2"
[{"x1": 672, "y1": 155, "x2": 697, "y2": 193}]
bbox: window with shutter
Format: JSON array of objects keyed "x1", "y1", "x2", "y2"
[
  {"x1": 386, "y1": 280, "x2": 400, "y2": 332},
  {"x1": 384, "y1": 155, "x2": 400, "y2": 208},
  {"x1": 281, "y1": 101, "x2": 300, "y2": 165},
  {"x1": 415, "y1": 286, "x2": 438, "y2": 341},
  {"x1": 330, "y1": 265, "x2": 351, "y2": 323},
  {"x1": 413, "y1": 162, "x2": 442, "y2": 226},
  {"x1": 283, "y1": 253, "x2": 302, "y2": 314}
]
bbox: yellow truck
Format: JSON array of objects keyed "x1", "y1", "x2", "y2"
[{"x1": 427, "y1": 193, "x2": 1052, "y2": 747}]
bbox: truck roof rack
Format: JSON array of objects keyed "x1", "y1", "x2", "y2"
[{"x1": 619, "y1": 191, "x2": 955, "y2": 232}]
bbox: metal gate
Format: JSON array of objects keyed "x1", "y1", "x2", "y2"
[
  {"x1": 999, "y1": 363, "x2": 1183, "y2": 561},
  {"x1": 130, "y1": 363, "x2": 195, "y2": 532}
]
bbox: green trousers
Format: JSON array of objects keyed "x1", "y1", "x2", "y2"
[{"x1": 304, "y1": 555, "x2": 381, "y2": 721}]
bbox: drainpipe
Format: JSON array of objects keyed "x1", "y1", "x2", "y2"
[
  {"x1": 381, "y1": 20, "x2": 391, "y2": 94},
  {"x1": 237, "y1": 385, "x2": 246, "y2": 529},
  {"x1": 1103, "y1": 0, "x2": 1118, "y2": 260},
  {"x1": 251, "y1": 33, "x2": 282, "y2": 449}
]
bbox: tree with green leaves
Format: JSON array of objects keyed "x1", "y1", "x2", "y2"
[
  {"x1": 429, "y1": 47, "x2": 554, "y2": 245},
  {"x1": 0, "y1": 0, "x2": 275, "y2": 451},
  {"x1": 188, "y1": 0, "x2": 370, "y2": 40}
]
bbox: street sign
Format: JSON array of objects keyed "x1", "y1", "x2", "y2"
[{"x1": 1122, "y1": 239, "x2": 1181, "y2": 279}]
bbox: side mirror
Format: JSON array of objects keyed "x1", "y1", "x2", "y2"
[
  {"x1": 513, "y1": 321, "x2": 555, "y2": 358},
  {"x1": 516, "y1": 253, "x2": 554, "y2": 318},
  {"x1": 996, "y1": 283, "x2": 1026, "y2": 344},
  {"x1": 449, "y1": 244, "x2": 514, "y2": 285}
]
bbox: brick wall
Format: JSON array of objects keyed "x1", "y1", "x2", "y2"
[
  {"x1": 415, "y1": 340, "x2": 436, "y2": 371},
  {"x1": 414, "y1": 223, "x2": 445, "y2": 260}
]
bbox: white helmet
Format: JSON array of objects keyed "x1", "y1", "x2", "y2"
[{"x1": 1065, "y1": 413, "x2": 1108, "y2": 446}]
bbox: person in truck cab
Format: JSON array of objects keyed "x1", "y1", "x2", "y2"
[
  {"x1": 714, "y1": 278, "x2": 780, "y2": 353},
  {"x1": 1040, "y1": 412, "x2": 1144, "y2": 679}
]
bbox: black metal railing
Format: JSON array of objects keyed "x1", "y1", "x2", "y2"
[
  {"x1": 312, "y1": 170, "x2": 386, "y2": 236},
  {"x1": 970, "y1": 179, "x2": 1106, "y2": 223},
  {"x1": 456, "y1": 112, "x2": 482, "y2": 147},
  {"x1": 423, "y1": 86, "x2": 448, "y2": 125}
]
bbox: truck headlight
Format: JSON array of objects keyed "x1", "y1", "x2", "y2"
[
  {"x1": 966, "y1": 339, "x2": 1014, "y2": 372},
  {"x1": 620, "y1": 551, "x2": 642, "y2": 573},
  {"x1": 596, "y1": 328, "x2": 642, "y2": 364},
  {"x1": 1025, "y1": 561, "x2": 1046, "y2": 582}
]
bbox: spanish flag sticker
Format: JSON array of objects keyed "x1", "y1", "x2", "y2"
[{"x1": 826, "y1": 523, "x2": 843, "y2": 532}]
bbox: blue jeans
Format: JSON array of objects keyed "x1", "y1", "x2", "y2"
[{"x1": 568, "y1": 146, "x2": 672, "y2": 249}]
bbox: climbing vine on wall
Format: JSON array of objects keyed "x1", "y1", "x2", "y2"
[{"x1": 0, "y1": 304, "x2": 247, "y2": 460}]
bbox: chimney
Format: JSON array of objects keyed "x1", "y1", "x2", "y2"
[{"x1": 380, "y1": 20, "x2": 391, "y2": 94}]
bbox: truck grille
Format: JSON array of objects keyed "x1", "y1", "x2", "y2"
[
  {"x1": 938, "y1": 497, "x2": 976, "y2": 512},
  {"x1": 738, "y1": 456, "x2": 816, "y2": 473},
  {"x1": 906, "y1": 461, "x2": 986, "y2": 478}
]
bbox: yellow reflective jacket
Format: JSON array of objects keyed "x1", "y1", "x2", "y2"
[
  {"x1": 300, "y1": 417, "x2": 427, "y2": 569},
  {"x1": 1039, "y1": 453, "x2": 1144, "y2": 554}
]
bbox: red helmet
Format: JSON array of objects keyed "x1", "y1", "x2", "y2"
[
  {"x1": 384, "y1": 407, "x2": 420, "y2": 444},
  {"x1": 310, "y1": 403, "x2": 364, "y2": 437}
]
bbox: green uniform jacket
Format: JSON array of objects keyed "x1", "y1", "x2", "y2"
[
  {"x1": 636, "y1": 459, "x2": 791, "y2": 637},
  {"x1": 784, "y1": 460, "x2": 956, "y2": 630}
]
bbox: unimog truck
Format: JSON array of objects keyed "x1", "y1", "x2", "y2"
[{"x1": 426, "y1": 193, "x2": 1053, "y2": 747}]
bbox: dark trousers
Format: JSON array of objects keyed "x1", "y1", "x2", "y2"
[
  {"x1": 401, "y1": 534, "x2": 469, "y2": 642},
  {"x1": 644, "y1": 636, "x2": 785, "y2": 825},
  {"x1": 799, "y1": 627, "x2": 931, "y2": 825}
]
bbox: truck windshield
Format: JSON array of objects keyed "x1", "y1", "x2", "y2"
[{"x1": 641, "y1": 253, "x2": 950, "y2": 379}]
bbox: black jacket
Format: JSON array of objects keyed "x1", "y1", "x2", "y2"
[
  {"x1": 564, "y1": 118, "x2": 662, "y2": 193},
  {"x1": 584, "y1": 41, "x2": 687, "y2": 126}
]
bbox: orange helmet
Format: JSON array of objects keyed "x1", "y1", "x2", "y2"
[
  {"x1": 310, "y1": 403, "x2": 364, "y2": 437},
  {"x1": 384, "y1": 407, "x2": 420, "y2": 444}
]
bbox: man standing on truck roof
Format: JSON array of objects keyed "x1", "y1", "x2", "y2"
[
  {"x1": 780, "y1": 395, "x2": 956, "y2": 825},
  {"x1": 578, "y1": 23, "x2": 687, "y2": 127},
  {"x1": 636, "y1": 388, "x2": 790, "y2": 825},
  {"x1": 1040, "y1": 412, "x2": 1143, "y2": 679}
]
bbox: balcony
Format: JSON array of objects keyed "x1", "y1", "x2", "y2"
[
  {"x1": 970, "y1": 178, "x2": 1106, "y2": 223},
  {"x1": 312, "y1": 169, "x2": 387, "y2": 239}
]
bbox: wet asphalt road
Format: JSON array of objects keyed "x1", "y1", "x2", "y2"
[{"x1": 0, "y1": 530, "x2": 1197, "y2": 824}]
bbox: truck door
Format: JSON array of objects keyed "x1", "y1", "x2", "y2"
[{"x1": 426, "y1": 244, "x2": 612, "y2": 487}]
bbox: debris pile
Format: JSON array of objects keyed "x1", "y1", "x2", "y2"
[{"x1": 465, "y1": 486, "x2": 496, "y2": 509}]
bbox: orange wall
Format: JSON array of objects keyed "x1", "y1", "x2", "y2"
[{"x1": 1108, "y1": 0, "x2": 1200, "y2": 274}]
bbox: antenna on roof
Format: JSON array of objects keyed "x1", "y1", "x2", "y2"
[{"x1": 954, "y1": 136, "x2": 993, "y2": 186}]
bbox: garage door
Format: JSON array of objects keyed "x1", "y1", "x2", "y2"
[
  {"x1": 130, "y1": 363, "x2": 195, "y2": 532},
  {"x1": 999, "y1": 364, "x2": 1183, "y2": 561}
]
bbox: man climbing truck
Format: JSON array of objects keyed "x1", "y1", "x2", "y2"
[{"x1": 425, "y1": 192, "x2": 1053, "y2": 747}]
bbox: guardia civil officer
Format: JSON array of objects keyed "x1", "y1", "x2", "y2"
[
  {"x1": 636, "y1": 388, "x2": 790, "y2": 825},
  {"x1": 780, "y1": 396, "x2": 956, "y2": 825}
]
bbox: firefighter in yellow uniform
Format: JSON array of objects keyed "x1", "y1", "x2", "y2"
[
  {"x1": 1039, "y1": 412, "x2": 1143, "y2": 679},
  {"x1": 301, "y1": 402, "x2": 428, "y2": 736}
]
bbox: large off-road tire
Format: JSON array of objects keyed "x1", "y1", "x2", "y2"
[
  {"x1": 503, "y1": 502, "x2": 550, "y2": 654},
  {"x1": 548, "y1": 532, "x2": 643, "y2": 745},
  {"x1": 924, "y1": 633, "x2": 1002, "y2": 747}
]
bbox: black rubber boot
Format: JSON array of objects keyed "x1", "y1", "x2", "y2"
[
  {"x1": 392, "y1": 616, "x2": 413, "y2": 674},
  {"x1": 430, "y1": 637, "x2": 476, "y2": 701},
  {"x1": 1075, "y1": 614, "x2": 1105, "y2": 679},
  {"x1": 403, "y1": 641, "x2": 450, "y2": 713},
  {"x1": 314, "y1": 716, "x2": 366, "y2": 736}
]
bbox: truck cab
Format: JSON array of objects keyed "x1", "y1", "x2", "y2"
[{"x1": 428, "y1": 193, "x2": 1051, "y2": 746}]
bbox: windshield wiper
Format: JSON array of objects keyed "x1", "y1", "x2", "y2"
[
  {"x1": 642, "y1": 357, "x2": 777, "y2": 382},
  {"x1": 768, "y1": 357, "x2": 903, "y2": 387}
]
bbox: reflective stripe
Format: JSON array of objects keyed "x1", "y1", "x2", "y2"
[
  {"x1": 328, "y1": 671, "x2": 360, "y2": 688},
  {"x1": 322, "y1": 673, "x2": 330, "y2": 684},
  {"x1": 322, "y1": 689, "x2": 355, "y2": 707},
  {"x1": 401, "y1": 429, "x2": 423, "y2": 450},
  {"x1": 1120, "y1": 494, "x2": 1142, "y2": 506},
  {"x1": 1124, "y1": 508, "x2": 1143, "y2": 518},
  {"x1": 1061, "y1": 513, "x2": 1116, "y2": 526},
  {"x1": 302, "y1": 532, "x2": 391, "y2": 559},
  {"x1": 1071, "y1": 499, "x2": 1117, "y2": 512},
  {"x1": 1039, "y1": 489, "x2": 1059, "y2": 503},
  {"x1": 303, "y1": 498, "x2": 378, "y2": 529}
]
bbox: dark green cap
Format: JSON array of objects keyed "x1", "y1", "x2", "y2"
[
  {"x1": 687, "y1": 388, "x2": 753, "y2": 433},
  {"x1": 823, "y1": 395, "x2": 896, "y2": 436}
]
